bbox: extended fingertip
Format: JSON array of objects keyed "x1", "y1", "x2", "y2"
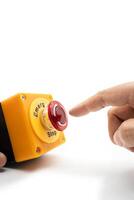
[
  {"x1": 69, "y1": 108, "x2": 78, "y2": 116},
  {"x1": 69, "y1": 103, "x2": 90, "y2": 116},
  {"x1": 69, "y1": 108, "x2": 84, "y2": 117},
  {"x1": 0, "y1": 153, "x2": 7, "y2": 167}
]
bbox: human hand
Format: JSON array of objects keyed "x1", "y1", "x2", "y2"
[
  {"x1": 69, "y1": 82, "x2": 134, "y2": 151},
  {"x1": 0, "y1": 152, "x2": 7, "y2": 168}
]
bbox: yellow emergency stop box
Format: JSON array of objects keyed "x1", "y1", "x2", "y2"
[{"x1": 0, "y1": 93, "x2": 68, "y2": 163}]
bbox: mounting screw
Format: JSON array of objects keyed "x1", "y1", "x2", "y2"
[
  {"x1": 21, "y1": 95, "x2": 26, "y2": 101},
  {"x1": 36, "y1": 147, "x2": 41, "y2": 153}
]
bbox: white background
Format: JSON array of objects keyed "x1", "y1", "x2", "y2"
[{"x1": 0, "y1": 0, "x2": 134, "y2": 199}]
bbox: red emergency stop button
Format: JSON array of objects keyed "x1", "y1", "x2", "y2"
[{"x1": 48, "y1": 101, "x2": 68, "y2": 131}]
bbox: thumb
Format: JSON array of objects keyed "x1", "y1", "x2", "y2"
[
  {"x1": 113, "y1": 118, "x2": 134, "y2": 148},
  {"x1": 0, "y1": 153, "x2": 7, "y2": 167}
]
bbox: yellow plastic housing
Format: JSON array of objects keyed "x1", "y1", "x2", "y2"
[{"x1": 1, "y1": 93, "x2": 66, "y2": 162}]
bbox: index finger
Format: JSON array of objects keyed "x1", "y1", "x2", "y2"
[{"x1": 69, "y1": 82, "x2": 134, "y2": 116}]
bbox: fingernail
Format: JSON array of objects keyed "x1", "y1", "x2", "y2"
[
  {"x1": 113, "y1": 131, "x2": 123, "y2": 146},
  {"x1": 69, "y1": 108, "x2": 74, "y2": 115}
]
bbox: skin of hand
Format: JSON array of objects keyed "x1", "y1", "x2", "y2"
[
  {"x1": 69, "y1": 82, "x2": 134, "y2": 152},
  {"x1": 0, "y1": 153, "x2": 7, "y2": 168}
]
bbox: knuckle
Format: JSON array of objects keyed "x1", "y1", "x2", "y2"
[
  {"x1": 120, "y1": 123, "x2": 132, "y2": 142},
  {"x1": 96, "y1": 90, "x2": 105, "y2": 99},
  {"x1": 96, "y1": 90, "x2": 106, "y2": 107},
  {"x1": 107, "y1": 108, "x2": 114, "y2": 117},
  {"x1": 107, "y1": 107, "x2": 117, "y2": 118}
]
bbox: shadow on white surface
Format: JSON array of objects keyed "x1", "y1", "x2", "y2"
[
  {"x1": 58, "y1": 158, "x2": 134, "y2": 200},
  {"x1": 99, "y1": 168, "x2": 134, "y2": 200},
  {"x1": 0, "y1": 154, "x2": 60, "y2": 188},
  {"x1": 59, "y1": 158, "x2": 134, "y2": 199},
  {"x1": 6, "y1": 154, "x2": 60, "y2": 171},
  {"x1": 0, "y1": 154, "x2": 134, "y2": 199}
]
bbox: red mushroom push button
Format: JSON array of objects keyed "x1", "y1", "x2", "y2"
[
  {"x1": 42, "y1": 100, "x2": 68, "y2": 131},
  {"x1": 30, "y1": 97, "x2": 68, "y2": 144}
]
